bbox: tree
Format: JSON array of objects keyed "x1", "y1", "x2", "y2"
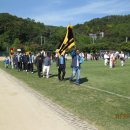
[
  {"x1": 1, "y1": 13, "x2": 130, "y2": 52},
  {"x1": 12, "y1": 38, "x2": 20, "y2": 50}
]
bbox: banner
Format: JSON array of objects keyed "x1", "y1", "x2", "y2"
[{"x1": 56, "y1": 25, "x2": 75, "y2": 56}]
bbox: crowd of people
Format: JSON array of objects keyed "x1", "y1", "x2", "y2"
[
  {"x1": 3, "y1": 48, "x2": 129, "y2": 85},
  {"x1": 103, "y1": 51, "x2": 126, "y2": 68},
  {"x1": 4, "y1": 51, "x2": 35, "y2": 72},
  {"x1": 3, "y1": 48, "x2": 83, "y2": 85}
]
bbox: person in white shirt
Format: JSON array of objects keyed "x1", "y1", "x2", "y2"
[
  {"x1": 43, "y1": 53, "x2": 51, "y2": 78},
  {"x1": 104, "y1": 52, "x2": 109, "y2": 66},
  {"x1": 119, "y1": 51, "x2": 125, "y2": 66}
]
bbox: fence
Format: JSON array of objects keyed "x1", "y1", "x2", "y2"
[{"x1": 0, "y1": 51, "x2": 9, "y2": 56}]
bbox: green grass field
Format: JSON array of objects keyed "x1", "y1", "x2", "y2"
[{"x1": 0, "y1": 59, "x2": 130, "y2": 130}]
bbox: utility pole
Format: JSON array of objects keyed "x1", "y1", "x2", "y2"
[
  {"x1": 41, "y1": 35, "x2": 43, "y2": 46},
  {"x1": 126, "y1": 37, "x2": 128, "y2": 43},
  {"x1": 44, "y1": 36, "x2": 45, "y2": 45},
  {"x1": 92, "y1": 37, "x2": 94, "y2": 44}
]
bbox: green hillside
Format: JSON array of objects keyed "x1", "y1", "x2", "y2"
[
  {"x1": 0, "y1": 13, "x2": 130, "y2": 52},
  {"x1": 74, "y1": 15, "x2": 130, "y2": 52}
]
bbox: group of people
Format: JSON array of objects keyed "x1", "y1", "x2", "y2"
[
  {"x1": 4, "y1": 48, "x2": 83, "y2": 85},
  {"x1": 35, "y1": 48, "x2": 83, "y2": 85},
  {"x1": 103, "y1": 51, "x2": 125, "y2": 68},
  {"x1": 4, "y1": 49, "x2": 127, "y2": 85},
  {"x1": 4, "y1": 52, "x2": 35, "y2": 72}
]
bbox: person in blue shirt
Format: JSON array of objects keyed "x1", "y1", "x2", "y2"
[
  {"x1": 4, "y1": 56, "x2": 10, "y2": 68},
  {"x1": 69, "y1": 48, "x2": 82, "y2": 85},
  {"x1": 27, "y1": 52, "x2": 34, "y2": 73},
  {"x1": 56, "y1": 54, "x2": 66, "y2": 81}
]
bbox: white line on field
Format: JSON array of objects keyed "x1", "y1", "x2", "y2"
[
  {"x1": 53, "y1": 77, "x2": 130, "y2": 100},
  {"x1": 80, "y1": 84, "x2": 130, "y2": 100}
]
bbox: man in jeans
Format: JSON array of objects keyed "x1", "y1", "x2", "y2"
[{"x1": 69, "y1": 48, "x2": 82, "y2": 85}]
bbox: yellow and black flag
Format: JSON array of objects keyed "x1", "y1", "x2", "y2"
[{"x1": 56, "y1": 25, "x2": 75, "y2": 56}]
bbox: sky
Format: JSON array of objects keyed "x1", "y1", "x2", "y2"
[{"x1": 0, "y1": 0, "x2": 130, "y2": 26}]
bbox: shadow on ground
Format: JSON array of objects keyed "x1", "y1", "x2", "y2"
[
  {"x1": 64, "y1": 77, "x2": 88, "y2": 85},
  {"x1": 80, "y1": 77, "x2": 88, "y2": 84}
]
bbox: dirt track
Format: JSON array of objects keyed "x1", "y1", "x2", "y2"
[{"x1": 0, "y1": 69, "x2": 97, "y2": 130}]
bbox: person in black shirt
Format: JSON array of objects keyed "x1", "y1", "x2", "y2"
[
  {"x1": 56, "y1": 54, "x2": 66, "y2": 81},
  {"x1": 22, "y1": 53, "x2": 29, "y2": 71},
  {"x1": 35, "y1": 53, "x2": 43, "y2": 78}
]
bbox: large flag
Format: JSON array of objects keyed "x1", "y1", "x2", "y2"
[{"x1": 56, "y1": 25, "x2": 75, "y2": 56}]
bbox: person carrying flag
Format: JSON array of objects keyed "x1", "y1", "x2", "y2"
[{"x1": 69, "y1": 48, "x2": 82, "y2": 85}]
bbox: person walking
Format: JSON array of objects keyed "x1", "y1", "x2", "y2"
[
  {"x1": 69, "y1": 48, "x2": 82, "y2": 85},
  {"x1": 4, "y1": 56, "x2": 10, "y2": 68},
  {"x1": 10, "y1": 55, "x2": 14, "y2": 69},
  {"x1": 56, "y1": 54, "x2": 66, "y2": 81},
  {"x1": 109, "y1": 52, "x2": 115, "y2": 68},
  {"x1": 35, "y1": 53, "x2": 43, "y2": 78},
  {"x1": 17, "y1": 52, "x2": 22, "y2": 71},
  {"x1": 22, "y1": 53, "x2": 29, "y2": 71},
  {"x1": 42, "y1": 52, "x2": 51, "y2": 78},
  {"x1": 28, "y1": 52, "x2": 34, "y2": 73},
  {"x1": 119, "y1": 51, "x2": 125, "y2": 66},
  {"x1": 104, "y1": 52, "x2": 109, "y2": 66}
]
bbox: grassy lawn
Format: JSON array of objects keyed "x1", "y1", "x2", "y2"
[{"x1": 0, "y1": 59, "x2": 130, "y2": 130}]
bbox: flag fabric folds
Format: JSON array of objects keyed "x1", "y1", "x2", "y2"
[
  {"x1": 10, "y1": 48, "x2": 14, "y2": 55},
  {"x1": 56, "y1": 25, "x2": 75, "y2": 56}
]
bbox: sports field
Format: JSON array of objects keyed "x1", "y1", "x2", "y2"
[{"x1": 0, "y1": 59, "x2": 130, "y2": 130}]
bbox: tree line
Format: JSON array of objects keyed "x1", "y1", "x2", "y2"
[{"x1": 0, "y1": 13, "x2": 130, "y2": 53}]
